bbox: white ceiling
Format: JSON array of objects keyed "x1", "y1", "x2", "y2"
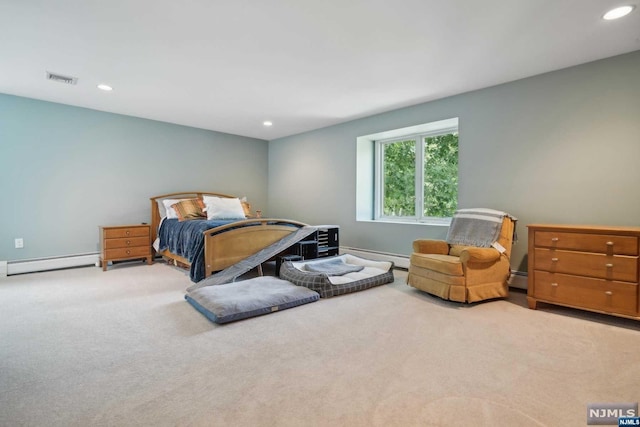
[{"x1": 1, "y1": 1, "x2": 639, "y2": 140}]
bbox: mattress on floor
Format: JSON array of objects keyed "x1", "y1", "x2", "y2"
[
  {"x1": 279, "y1": 254, "x2": 394, "y2": 298},
  {"x1": 185, "y1": 276, "x2": 320, "y2": 324}
]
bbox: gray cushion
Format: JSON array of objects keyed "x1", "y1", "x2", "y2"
[
  {"x1": 303, "y1": 257, "x2": 364, "y2": 275},
  {"x1": 185, "y1": 276, "x2": 319, "y2": 324}
]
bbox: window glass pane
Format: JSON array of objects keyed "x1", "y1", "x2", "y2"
[
  {"x1": 382, "y1": 139, "x2": 416, "y2": 217},
  {"x1": 423, "y1": 133, "x2": 458, "y2": 217}
]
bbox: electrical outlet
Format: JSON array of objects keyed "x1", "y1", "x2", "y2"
[{"x1": 15, "y1": 238, "x2": 24, "y2": 249}]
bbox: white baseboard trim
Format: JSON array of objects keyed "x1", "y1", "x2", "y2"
[
  {"x1": 6, "y1": 253, "x2": 100, "y2": 276},
  {"x1": 340, "y1": 246, "x2": 410, "y2": 269},
  {"x1": 0, "y1": 260, "x2": 7, "y2": 278},
  {"x1": 340, "y1": 246, "x2": 528, "y2": 290}
]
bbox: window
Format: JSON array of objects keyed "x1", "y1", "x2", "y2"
[{"x1": 373, "y1": 119, "x2": 458, "y2": 223}]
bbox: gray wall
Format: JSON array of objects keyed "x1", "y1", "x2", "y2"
[
  {"x1": 268, "y1": 50, "x2": 640, "y2": 272},
  {"x1": 3, "y1": 50, "x2": 638, "y2": 270},
  {"x1": 0, "y1": 94, "x2": 268, "y2": 261}
]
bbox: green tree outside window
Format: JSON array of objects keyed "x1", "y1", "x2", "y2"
[
  {"x1": 381, "y1": 132, "x2": 458, "y2": 219},
  {"x1": 382, "y1": 139, "x2": 416, "y2": 216},
  {"x1": 423, "y1": 133, "x2": 458, "y2": 217}
]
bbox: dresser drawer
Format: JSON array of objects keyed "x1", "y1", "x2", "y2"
[
  {"x1": 104, "y1": 246, "x2": 150, "y2": 260},
  {"x1": 103, "y1": 226, "x2": 150, "y2": 239},
  {"x1": 103, "y1": 236, "x2": 150, "y2": 249},
  {"x1": 533, "y1": 270, "x2": 638, "y2": 315},
  {"x1": 534, "y1": 248, "x2": 638, "y2": 282},
  {"x1": 534, "y1": 231, "x2": 638, "y2": 255}
]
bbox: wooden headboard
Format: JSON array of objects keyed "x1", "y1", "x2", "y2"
[{"x1": 149, "y1": 191, "x2": 236, "y2": 244}]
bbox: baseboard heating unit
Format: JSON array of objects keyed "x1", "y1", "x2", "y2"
[
  {"x1": 5, "y1": 253, "x2": 100, "y2": 276},
  {"x1": 340, "y1": 246, "x2": 527, "y2": 289},
  {"x1": 1, "y1": 248, "x2": 529, "y2": 289},
  {"x1": 508, "y1": 270, "x2": 528, "y2": 290},
  {"x1": 340, "y1": 246, "x2": 410, "y2": 269}
]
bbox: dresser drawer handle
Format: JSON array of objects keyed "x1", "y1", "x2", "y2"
[
  {"x1": 126, "y1": 250, "x2": 131, "y2": 255},
  {"x1": 126, "y1": 240, "x2": 131, "y2": 245},
  {"x1": 606, "y1": 241, "x2": 613, "y2": 246},
  {"x1": 551, "y1": 257, "x2": 559, "y2": 262},
  {"x1": 605, "y1": 291, "x2": 613, "y2": 296},
  {"x1": 125, "y1": 231, "x2": 130, "y2": 236},
  {"x1": 605, "y1": 263, "x2": 613, "y2": 268},
  {"x1": 551, "y1": 282, "x2": 558, "y2": 287},
  {"x1": 551, "y1": 237, "x2": 559, "y2": 242}
]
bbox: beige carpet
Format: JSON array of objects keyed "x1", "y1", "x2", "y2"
[{"x1": 1, "y1": 261, "x2": 639, "y2": 427}]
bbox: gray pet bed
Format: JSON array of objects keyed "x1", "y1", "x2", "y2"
[
  {"x1": 279, "y1": 254, "x2": 394, "y2": 298},
  {"x1": 185, "y1": 276, "x2": 320, "y2": 324}
]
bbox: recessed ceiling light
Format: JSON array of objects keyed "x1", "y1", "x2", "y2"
[
  {"x1": 603, "y1": 5, "x2": 635, "y2": 20},
  {"x1": 97, "y1": 84, "x2": 113, "y2": 91},
  {"x1": 263, "y1": 121, "x2": 273, "y2": 127}
]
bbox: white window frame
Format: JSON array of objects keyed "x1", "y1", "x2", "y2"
[{"x1": 373, "y1": 121, "x2": 459, "y2": 225}]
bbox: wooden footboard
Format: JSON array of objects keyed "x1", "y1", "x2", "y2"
[{"x1": 203, "y1": 219, "x2": 308, "y2": 277}]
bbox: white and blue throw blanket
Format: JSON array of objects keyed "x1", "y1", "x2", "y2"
[{"x1": 445, "y1": 208, "x2": 517, "y2": 247}]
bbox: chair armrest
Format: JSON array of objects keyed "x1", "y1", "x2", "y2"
[
  {"x1": 412, "y1": 239, "x2": 449, "y2": 255},
  {"x1": 459, "y1": 247, "x2": 501, "y2": 263}
]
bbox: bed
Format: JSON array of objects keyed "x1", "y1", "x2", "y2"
[{"x1": 150, "y1": 192, "x2": 308, "y2": 282}]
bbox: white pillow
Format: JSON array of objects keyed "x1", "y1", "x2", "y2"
[
  {"x1": 202, "y1": 196, "x2": 246, "y2": 220},
  {"x1": 161, "y1": 199, "x2": 187, "y2": 219}
]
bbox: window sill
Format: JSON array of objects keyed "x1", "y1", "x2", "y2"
[{"x1": 357, "y1": 218, "x2": 451, "y2": 227}]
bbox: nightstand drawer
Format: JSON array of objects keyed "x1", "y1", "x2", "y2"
[
  {"x1": 534, "y1": 248, "x2": 638, "y2": 282},
  {"x1": 534, "y1": 231, "x2": 638, "y2": 255},
  {"x1": 103, "y1": 236, "x2": 149, "y2": 249},
  {"x1": 103, "y1": 227, "x2": 150, "y2": 239},
  {"x1": 534, "y1": 270, "x2": 637, "y2": 315},
  {"x1": 105, "y1": 246, "x2": 151, "y2": 260}
]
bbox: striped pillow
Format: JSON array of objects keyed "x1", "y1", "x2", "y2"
[
  {"x1": 171, "y1": 198, "x2": 206, "y2": 221},
  {"x1": 241, "y1": 198, "x2": 252, "y2": 218}
]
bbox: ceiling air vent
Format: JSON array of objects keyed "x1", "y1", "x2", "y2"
[{"x1": 46, "y1": 71, "x2": 78, "y2": 85}]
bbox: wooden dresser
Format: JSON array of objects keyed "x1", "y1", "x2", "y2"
[
  {"x1": 100, "y1": 224, "x2": 153, "y2": 271},
  {"x1": 527, "y1": 224, "x2": 640, "y2": 320}
]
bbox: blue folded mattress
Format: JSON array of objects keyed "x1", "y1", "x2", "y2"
[{"x1": 185, "y1": 276, "x2": 319, "y2": 324}]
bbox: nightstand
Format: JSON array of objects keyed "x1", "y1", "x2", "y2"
[{"x1": 99, "y1": 224, "x2": 152, "y2": 271}]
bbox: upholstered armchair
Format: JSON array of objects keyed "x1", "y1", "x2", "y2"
[{"x1": 407, "y1": 211, "x2": 516, "y2": 303}]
